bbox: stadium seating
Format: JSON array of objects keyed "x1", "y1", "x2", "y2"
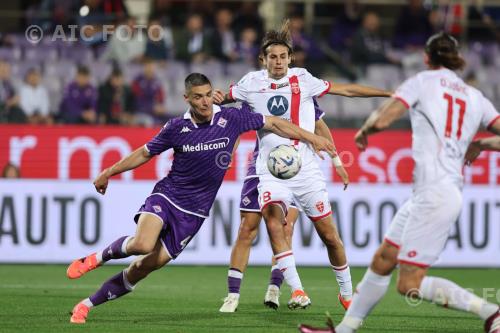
[{"x1": 1, "y1": 34, "x2": 500, "y2": 119}]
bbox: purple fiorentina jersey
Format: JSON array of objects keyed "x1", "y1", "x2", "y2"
[
  {"x1": 244, "y1": 98, "x2": 325, "y2": 178},
  {"x1": 145, "y1": 104, "x2": 265, "y2": 217}
]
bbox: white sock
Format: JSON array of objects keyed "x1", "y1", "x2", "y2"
[
  {"x1": 81, "y1": 298, "x2": 94, "y2": 308},
  {"x1": 337, "y1": 269, "x2": 391, "y2": 333},
  {"x1": 122, "y1": 269, "x2": 136, "y2": 291},
  {"x1": 121, "y1": 236, "x2": 132, "y2": 254},
  {"x1": 419, "y1": 276, "x2": 498, "y2": 320},
  {"x1": 333, "y1": 264, "x2": 353, "y2": 300},
  {"x1": 95, "y1": 252, "x2": 103, "y2": 264},
  {"x1": 228, "y1": 269, "x2": 243, "y2": 279},
  {"x1": 335, "y1": 317, "x2": 362, "y2": 333},
  {"x1": 275, "y1": 251, "x2": 303, "y2": 292}
]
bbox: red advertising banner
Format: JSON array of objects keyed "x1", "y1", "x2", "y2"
[{"x1": 0, "y1": 125, "x2": 498, "y2": 184}]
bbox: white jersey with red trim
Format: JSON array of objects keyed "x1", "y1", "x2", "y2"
[
  {"x1": 230, "y1": 67, "x2": 331, "y2": 179},
  {"x1": 394, "y1": 68, "x2": 500, "y2": 189}
]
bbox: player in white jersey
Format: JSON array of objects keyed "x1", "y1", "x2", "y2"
[
  {"x1": 220, "y1": 100, "x2": 350, "y2": 313},
  {"x1": 299, "y1": 32, "x2": 500, "y2": 333},
  {"x1": 214, "y1": 20, "x2": 391, "y2": 310}
]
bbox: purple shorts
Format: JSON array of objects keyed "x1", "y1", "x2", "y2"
[
  {"x1": 239, "y1": 177, "x2": 296, "y2": 212},
  {"x1": 239, "y1": 177, "x2": 261, "y2": 212},
  {"x1": 134, "y1": 194, "x2": 205, "y2": 259}
]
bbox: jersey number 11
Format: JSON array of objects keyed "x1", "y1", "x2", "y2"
[{"x1": 443, "y1": 93, "x2": 466, "y2": 139}]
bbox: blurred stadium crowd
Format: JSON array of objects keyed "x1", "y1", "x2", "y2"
[{"x1": 0, "y1": 0, "x2": 499, "y2": 127}]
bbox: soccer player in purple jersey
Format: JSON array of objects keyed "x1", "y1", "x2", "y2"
[
  {"x1": 66, "y1": 73, "x2": 336, "y2": 324},
  {"x1": 220, "y1": 99, "x2": 350, "y2": 312}
]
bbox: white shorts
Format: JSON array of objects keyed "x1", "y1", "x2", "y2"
[
  {"x1": 257, "y1": 167, "x2": 331, "y2": 221},
  {"x1": 384, "y1": 183, "x2": 462, "y2": 267}
]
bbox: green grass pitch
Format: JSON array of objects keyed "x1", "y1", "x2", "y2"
[{"x1": 0, "y1": 265, "x2": 498, "y2": 332}]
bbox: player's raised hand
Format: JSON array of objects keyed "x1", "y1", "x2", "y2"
[
  {"x1": 354, "y1": 130, "x2": 368, "y2": 151},
  {"x1": 93, "y1": 170, "x2": 109, "y2": 195},
  {"x1": 213, "y1": 89, "x2": 226, "y2": 105},
  {"x1": 464, "y1": 140, "x2": 482, "y2": 165}
]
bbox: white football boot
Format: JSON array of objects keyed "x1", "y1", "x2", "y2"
[
  {"x1": 219, "y1": 293, "x2": 239, "y2": 313},
  {"x1": 264, "y1": 285, "x2": 280, "y2": 310}
]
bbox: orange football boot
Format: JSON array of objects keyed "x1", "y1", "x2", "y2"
[
  {"x1": 66, "y1": 253, "x2": 100, "y2": 279},
  {"x1": 70, "y1": 302, "x2": 90, "y2": 324},
  {"x1": 338, "y1": 293, "x2": 352, "y2": 310},
  {"x1": 288, "y1": 289, "x2": 312, "y2": 309}
]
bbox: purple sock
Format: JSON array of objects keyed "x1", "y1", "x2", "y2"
[
  {"x1": 227, "y1": 268, "x2": 243, "y2": 294},
  {"x1": 269, "y1": 267, "x2": 284, "y2": 288},
  {"x1": 101, "y1": 236, "x2": 129, "y2": 262},
  {"x1": 89, "y1": 270, "x2": 134, "y2": 306}
]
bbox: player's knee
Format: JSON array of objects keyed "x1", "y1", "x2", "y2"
[
  {"x1": 237, "y1": 224, "x2": 258, "y2": 245},
  {"x1": 130, "y1": 257, "x2": 162, "y2": 274},
  {"x1": 262, "y1": 204, "x2": 284, "y2": 222},
  {"x1": 129, "y1": 259, "x2": 149, "y2": 275},
  {"x1": 371, "y1": 253, "x2": 396, "y2": 276},
  {"x1": 128, "y1": 239, "x2": 155, "y2": 255},
  {"x1": 380, "y1": 249, "x2": 397, "y2": 264},
  {"x1": 396, "y1": 277, "x2": 420, "y2": 296},
  {"x1": 373, "y1": 246, "x2": 398, "y2": 268},
  {"x1": 261, "y1": 209, "x2": 274, "y2": 223}
]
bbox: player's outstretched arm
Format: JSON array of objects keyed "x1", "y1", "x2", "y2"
[
  {"x1": 315, "y1": 119, "x2": 349, "y2": 190},
  {"x1": 328, "y1": 82, "x2": 392, "y2": 98},
  {"x1": 465, "y1": 101, "x2": 500, "y2": 165},
  {"x1": 465, "y1": 120, "x2": 500, "y2": 164},
  {"x1": 354, "y1": 98, "x2": 407, "y2": 151},
  {"x1": 263, "y1": 116, "x2": 336, "y2": 158},
  {"x1": 93, "y1": 146, "x2": 152, "y2": 195},
  {"x1": 466, "y1": 137, "x2": 500, "y2": 164},
  {"x1": 473, "y1": 136, "x2": 500, "y2": 151},
  {"x1": 465, "y1": 137, "x2": 500, "y2": 165}
]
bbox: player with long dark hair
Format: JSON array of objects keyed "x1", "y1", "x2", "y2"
[
  {"x1": 299, "y1": 32, "x2": 500, "y2": 333},
  {"x1": 215, "y1": 20, "x2": 391, "y2": 310}
]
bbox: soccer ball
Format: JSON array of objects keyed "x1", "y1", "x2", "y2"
[{"x1": 267, "y1": 144, "x2": 302, "y2": 179}]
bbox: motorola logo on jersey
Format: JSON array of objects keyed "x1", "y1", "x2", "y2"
[{"x1": 267, "y1": 95, "x2": 289, "y2": 116}]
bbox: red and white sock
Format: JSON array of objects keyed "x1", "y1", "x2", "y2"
[
  {"x1": 333, "y1": 264, "x2": 353, "y2": 300},
  {"x1": 274, "y1": 250, "x2": 303, "y2": 292},
  {"x1": 419, "y1": 276, "x2": 498, "y2": 320}
]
